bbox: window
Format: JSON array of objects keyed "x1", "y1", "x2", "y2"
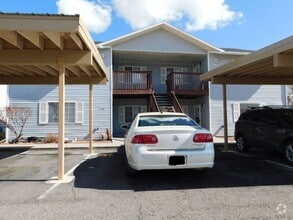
[
  {"x1": 118, "y1": 105, "x2": 147, "y2": 123},
  {"x1": 118, "y1": 66, "x2": 148, "y2": 84},
  {"x1": 160, "y1": 67, "x2": 188, "y2": 84},
  {"x1": 232, "y1": 103, "x2": 262, "y2": 122},
  {"x1": 118, "y1": 66, "x2": 147, "y2": 71},
  {"x1": 138, "y1": 115, "x2": 199, "y2": 127},
  {"x1": 48, "y1": 102, "x2": 75, "y2": 123},
  {"x1": 39, "y1": 102, "x2": 83, "y2": 124}
]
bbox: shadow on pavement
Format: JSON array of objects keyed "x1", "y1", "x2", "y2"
[
  {"x1": 0, "y1": 147, "x2": 30, "y2": 160},
  {"x1": 73, "y1": 144, "x2": 293, "y2": 191}
]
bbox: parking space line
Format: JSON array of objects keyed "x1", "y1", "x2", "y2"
[
  {"x1": 227, "y1": 150, "x2": 293, "y2": 171},
  {"x1": 226, "y1": 150, "x2": 255, "y2": 158},
  {"x1": 37, "y1": 153, "x2": 97, "y2": 200},
  {"x1": 265, "y1": 160, "x2": 293, "y2": 171}
]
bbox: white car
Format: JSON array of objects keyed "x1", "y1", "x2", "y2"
[{"x1": 123, "y1": 112, "x2": 214, "y2": 174}]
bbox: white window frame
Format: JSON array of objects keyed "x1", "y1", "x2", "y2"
[
  {"x1": 232, "y1": 102, "x2": 265, "y2": 122},
  {"x1": 39, "y1": 101, "x2": 83, "y2": 125},
  {"x1": 39, "y1": 102, "x2": 48, "y2": 124}
]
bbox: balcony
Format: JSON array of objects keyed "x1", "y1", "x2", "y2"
[
  {"x1": 113, "y1": 71, "x2": 152, "y2": 95},
  {"x1": 167, "y1": 72, "x2": 208, "y2": 97}
]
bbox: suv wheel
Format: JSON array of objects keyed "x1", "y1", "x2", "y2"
[
  {"x1": 283, "y1": 142, "x2": 293, "y2": 164},
  {"x1": 236, "y1": 135, "x2": 250, "y2": 152}
]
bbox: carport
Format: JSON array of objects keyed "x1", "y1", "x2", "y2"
[
  {"x1": 200, "y1": 36, "x2": 293, "y2": 150},
  {"x1": 0, "y1": 13, "x2": 108, "y2": 181}
]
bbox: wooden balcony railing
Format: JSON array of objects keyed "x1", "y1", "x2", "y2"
[
  {"x1": 113, "y1": 71, "x2": 152, "y2": 95},
  {"x1": 150, "y1": 91, "x2": 160, "y2": 112},
  {"x1": 167, "y1": 72, "x2": 208, "y2": 97},
  {"x1": 169, "y1": 91, "x2": 183, "y2": 113}
]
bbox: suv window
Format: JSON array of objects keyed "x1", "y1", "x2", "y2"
[
  {"x1": 275, "y1": 110, "x2": 293, "y2": 124},
  {"x1": 257, "y1": 110, "x2": 277, "y2": 123}
]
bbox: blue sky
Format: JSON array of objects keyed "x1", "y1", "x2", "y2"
[{"x1": 1, "y1": 0, "x2": 292, "y2": 50}]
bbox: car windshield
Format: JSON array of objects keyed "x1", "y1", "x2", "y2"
[{"x1": 138, "y1": 115, "x2": 200, "y2": 127}]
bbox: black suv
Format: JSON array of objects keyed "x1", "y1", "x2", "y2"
[{"x1": 234, "y1": 106, "x2": 293, "y2": 164}]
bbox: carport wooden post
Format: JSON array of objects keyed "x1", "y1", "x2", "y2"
[
  {"x1": 58, "y1": 57, "x2": 65, "y2": 180},
  {"x1": 222, "y1": 84, "x2": 229, "y2": 151},
  {"x1": 89, "y1": 83, "x2": 93, "y2": 154}
]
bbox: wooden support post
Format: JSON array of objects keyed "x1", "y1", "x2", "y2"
[
  {"x1": 222, "y1": 84, "x2": 229, "y2": 151},
  {"x1": 89, "y1": 83, "x2": 93, "y2": 154},
  {"x1": 58, "y1": 57, "x2": 65, "y2": 180}
]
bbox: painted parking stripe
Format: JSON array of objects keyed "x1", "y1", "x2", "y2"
[
  {"x1": 265, "y1": 160, "x2": 293, "y2": 171},
  {"x1": 37, "y1": 153, "x2": 97, "y2": 200},
  {"x1": 226, "y1": 150, "x2": 255, "y2": 158},
  {"x1": 228, "y1": 150, "x2": 293, "y2": 171}
]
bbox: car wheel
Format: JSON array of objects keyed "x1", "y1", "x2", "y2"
[
  {"x1": 236, "y1": 135, "x2": 250, "y2": 152},
  {"x1": 283, "y1": 142, "x2": 293, "y2": 164},
  {"x1": 125, "y1": 161, "x2": 137, "y2": 176}
]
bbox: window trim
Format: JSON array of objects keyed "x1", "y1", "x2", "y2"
[
  {"x1": 232, "y1": 102, "x2": 265, "y2": 122},
  {"x1": 39, "y1": 101, "x2": 83, "y2": 125}
]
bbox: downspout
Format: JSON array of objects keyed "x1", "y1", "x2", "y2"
[
  {"x1": 5, "y1": 85, "x2": 9, "y2": 143},
  {"x1": 207, "y1": 52, "x2": 212, "y2": 132}
]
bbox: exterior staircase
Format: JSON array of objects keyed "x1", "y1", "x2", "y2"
[{"x1": 154, "y1": 94, "x2": 175, "y2": 112}]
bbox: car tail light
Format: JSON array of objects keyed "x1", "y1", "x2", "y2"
[
  {"x1": 193, "y1": 133, "x2": 213, "y2": 143},
  {"x1": 131, "y1": 134, "x2": 158, "y2": 144}
]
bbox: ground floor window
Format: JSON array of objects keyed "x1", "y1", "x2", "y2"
[
  {"x1": 118, "y1": 105, "x2": 147, "y2": 123},
  {"x1": 39, "y1": 102, "x2": 83, "y2": 124},
  {"x1": 232, "y1": 102, "x2": 263, "y2": 122}
]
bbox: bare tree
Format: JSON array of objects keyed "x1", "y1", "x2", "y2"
[{"x1": 0, "y1": 106, "x2": 32, "y2": 143}]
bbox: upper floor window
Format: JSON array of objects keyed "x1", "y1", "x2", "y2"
[
  {"x1": 160, "y1": 67, "x2": 188, "y2": 84},
  {"x1": 118, "y1": 66, "x2": 147, "y2": 71}
]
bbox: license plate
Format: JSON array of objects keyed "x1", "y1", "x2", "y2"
[{"x1": 169, "y1": 155, "x2": 186, "y2": 166}]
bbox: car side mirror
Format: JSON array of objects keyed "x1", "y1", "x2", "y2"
[{"x1": 120, "y1": 123, "x2": 130, "y2": 131}]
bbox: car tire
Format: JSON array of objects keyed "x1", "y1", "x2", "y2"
[
  {"x1": 125, "y1": 161, "x2": 137, "y2": 176},
  {"x1": 236, "y1": 135, "x2": 250, "y2": 152},
  {"x1": 282, "y1": 141, "x2": 293, "y2": 164},
  {"x1": 123, "y1": 146, "x2": 137, "y2": 176}
]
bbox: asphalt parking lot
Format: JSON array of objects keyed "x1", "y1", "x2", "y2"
[{"x1": 0, "y1": 144, "x2": 292, "y2": 220}]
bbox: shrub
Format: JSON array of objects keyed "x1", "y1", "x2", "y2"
[{"x1": 44, "y1": 133, "x2": 58, "y2": 143}]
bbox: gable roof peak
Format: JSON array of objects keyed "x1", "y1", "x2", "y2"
[{"x1": 98, "y1": 22, "x2": 223, "y2": 52}]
